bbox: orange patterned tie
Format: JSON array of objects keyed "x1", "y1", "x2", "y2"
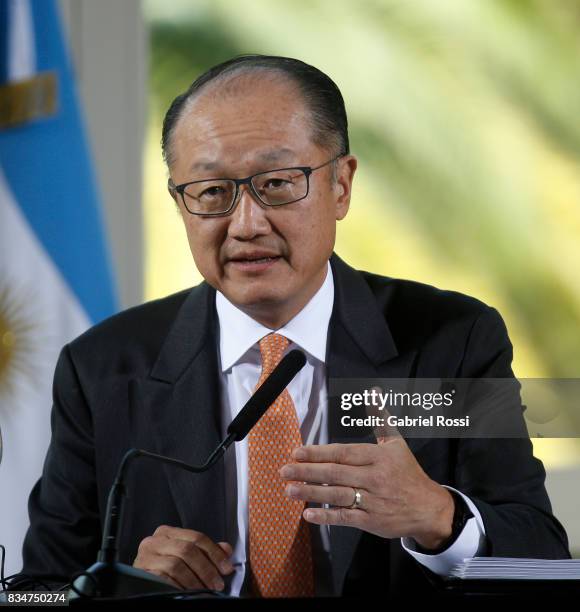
[{"x1": 248, "y1": 333, "x2": 315, "y2": 597}]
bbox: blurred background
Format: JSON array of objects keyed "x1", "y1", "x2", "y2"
[
  {"x1": 1, "y1": 0, "x2": 579, "y2": 575},
  {"x1": 143, "y1": 0, "x2": 580, "y2": 551}
]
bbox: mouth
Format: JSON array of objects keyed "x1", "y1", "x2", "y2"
[{"x1": 227, "y1": 254, "x2": 282, "y2": 272}]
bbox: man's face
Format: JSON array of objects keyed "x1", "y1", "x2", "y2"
[{"x1": 168, "y1": 75, "x2": 357, "y2": 327}]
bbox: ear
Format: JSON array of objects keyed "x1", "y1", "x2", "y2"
[
  {"x1": 334, "y1": 155, "x2": 357, "y2": 221},
  {"x1": 167, "y1": 178, "x2": 178, "y2": 202},
  {"x1": 167, "y1": 178, "x2": 182, "y2": 214}
]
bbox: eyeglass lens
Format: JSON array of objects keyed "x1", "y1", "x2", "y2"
[{"x1": 182, "y1": 168, "x2": 308, "y2": 214}]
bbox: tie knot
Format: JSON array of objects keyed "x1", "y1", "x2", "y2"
[{"x1": 258, "y1": 333, "x2": 290, "y2": 377}]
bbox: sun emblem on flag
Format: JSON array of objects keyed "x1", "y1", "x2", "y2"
[{"x1": 0, "y1": 283, "x2": 37, "y2": 399}]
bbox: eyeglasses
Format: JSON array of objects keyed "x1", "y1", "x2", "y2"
[{"x1": 168, "y1": 153, "x2": 344, "y2": 216}]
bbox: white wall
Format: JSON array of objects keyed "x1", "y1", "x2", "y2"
[
  {"x1": 58, "y1": 0, "x2": 146, "y2": 309},
  {"x1": 544, "y1": 466, "x2": 580, "y2": 556}
]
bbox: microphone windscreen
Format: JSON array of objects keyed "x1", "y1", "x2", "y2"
[{"x1": 227, "y1": 349, "x2": 307, "y2": 441}]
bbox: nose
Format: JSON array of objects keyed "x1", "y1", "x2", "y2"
[{"x1": 226, "y1": 184, "x2": 271, "y2": 240}]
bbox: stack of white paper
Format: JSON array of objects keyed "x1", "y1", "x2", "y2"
[{"x1": 451, "y1": 558, "x2": 580, "y2": 580}]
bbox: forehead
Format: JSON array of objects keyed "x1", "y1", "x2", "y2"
[{"x1": 170, "y1": 76, "x2": 317, "y2": 171}]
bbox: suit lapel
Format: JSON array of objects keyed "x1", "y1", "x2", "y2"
[
  {"x1": 326, "y1": 254, "x2": 425, "y2": 594},
  {"x1": 137, "y1": 282, "x2": 227, "y2": 544},
  {"x1": 133, "y1": 256, "x2": 429, "y2": 592}
]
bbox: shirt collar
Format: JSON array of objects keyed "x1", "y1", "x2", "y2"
[{"x1": 216, "y1": 261, "x2": 334, "y2": 372}]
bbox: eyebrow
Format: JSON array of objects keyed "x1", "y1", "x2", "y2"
[
  {"x1": 189, "y1": 159, "x2": 219, "y2": 172},
  {"x1": 256, "y1": 148, "x2": 296, "y2": 163},
  {"x1": 188, "y1": 148, "x2": 297, "y2": 174}
]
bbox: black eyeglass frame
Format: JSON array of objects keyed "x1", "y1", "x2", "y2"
[{"x1": 168, "y1": 153, "x2": 345, "y2": 216}]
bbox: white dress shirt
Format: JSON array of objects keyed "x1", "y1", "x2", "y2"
[{"x1": 215, "y1": 262, "x2": 486, "y2": 596}]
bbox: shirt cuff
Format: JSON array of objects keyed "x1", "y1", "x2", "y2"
[{"x1": 400, "y1": 486, "x2": 487, "y2": 576}]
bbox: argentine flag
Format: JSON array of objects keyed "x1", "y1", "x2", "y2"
[{"x1": 0, "y1": 0, "x2": 116, "y2": 577}]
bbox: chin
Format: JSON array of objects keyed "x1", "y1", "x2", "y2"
[
  {"x1": 236, "y1": 290, "x2": 284, "y2": 309},
  {"x1": 225, "y1": 284, "x2": 287, "y2": 311},
  {"x1": 224, "y1": 272, "x2": 271, "y2": 294}
]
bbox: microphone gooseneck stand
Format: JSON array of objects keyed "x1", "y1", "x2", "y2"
[
  {"x1": 69, "y1": 439, "x2": 235, "y2": 601},
  {"x1": 69, "y1": 350, "x2": 307, "y2": 602}
]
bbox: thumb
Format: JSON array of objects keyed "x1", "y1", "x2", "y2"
[
  {"x1": 217, "y1": 541, "x2": 234, "y2": 557},
  {"x1": 363, "y1": 385, "x2": 402, "y2": 443},
  {"x1": 375, "y1": 407, "x2": 402, "y2": 444}
]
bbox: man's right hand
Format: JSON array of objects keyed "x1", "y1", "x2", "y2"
[{"x1": 133, "y1": 525, "x2": 235, "y2": 591}]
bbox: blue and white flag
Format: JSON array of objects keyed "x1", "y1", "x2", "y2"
[{"x1": 0, "y1": 0, "x2": 116, "y2": 576}]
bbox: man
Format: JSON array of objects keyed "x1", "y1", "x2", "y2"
[{"x1": 18, "y1": 55, "x2": 569, "y2": 598}]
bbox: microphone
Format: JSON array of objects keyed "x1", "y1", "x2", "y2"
[
  {"x1": 228, "y1": 349, "x2": 306, "y2": 440},
  {"x1": 70, "y1": 349, "x2": 307, "y2": 600}
]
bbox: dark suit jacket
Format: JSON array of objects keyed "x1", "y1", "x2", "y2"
[{"x1": 19, "y1": 253, "x2": 569, "y2": 597}]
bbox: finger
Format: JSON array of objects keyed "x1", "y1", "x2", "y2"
[
  {"x1": 292, "y1": 443, "x2": 375, "y2": 466},
  {"x1": 143, "y1": 569, "x2": 183, "y2": 590},
  {"x1": 217, "y1": 542, "x2": 234, "y2": 564},
  {"x1": 303, "y1": 506, "x2": 368, "y2": 529},
  {"x1": 280, "y1": 461, "x2": 370, "y2": 488},
  {"x1": 176, "y1": 532, "x2": 235, "y2": 577},
  {"x1": 173, "y1": 542, "x2": 226, "y2": 591},
  {"x1": 140, "y1": 554, "x2": 204, "y2": 591},
  {"x1": 286, "y1": 482, "x2": 367, "y2": 508},
  {"x1": 154, "y1": 526, "x2": 234, "y2": 575},
  {"x1": 143, "y1": 535, "x2": 226, "y2": 590}
]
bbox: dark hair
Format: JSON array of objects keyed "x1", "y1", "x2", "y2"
[{"x1": 161, "y1": 54, "x2": 349, "y2": 167}]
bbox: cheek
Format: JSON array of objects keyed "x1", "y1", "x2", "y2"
[
  {"x1": 305, "y1": 192, "x2": 338, "y2": 242},
  {"x1": 183, "y1": 220, "x2": 201, "y2": 256},
  {"x1": 183, "y1": 220, "x2": 224, "y2": 272},
  {"x1": 282, "y1": 207, "x2": 336, "y2": 269}
]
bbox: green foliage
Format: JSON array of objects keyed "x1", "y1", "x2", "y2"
[
  {"x1": 145, "y1": 0, "x2": 580, "y2": 383},
  {"x1": 149, "y1": 21, "x2": 242, "y2": 119}
]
